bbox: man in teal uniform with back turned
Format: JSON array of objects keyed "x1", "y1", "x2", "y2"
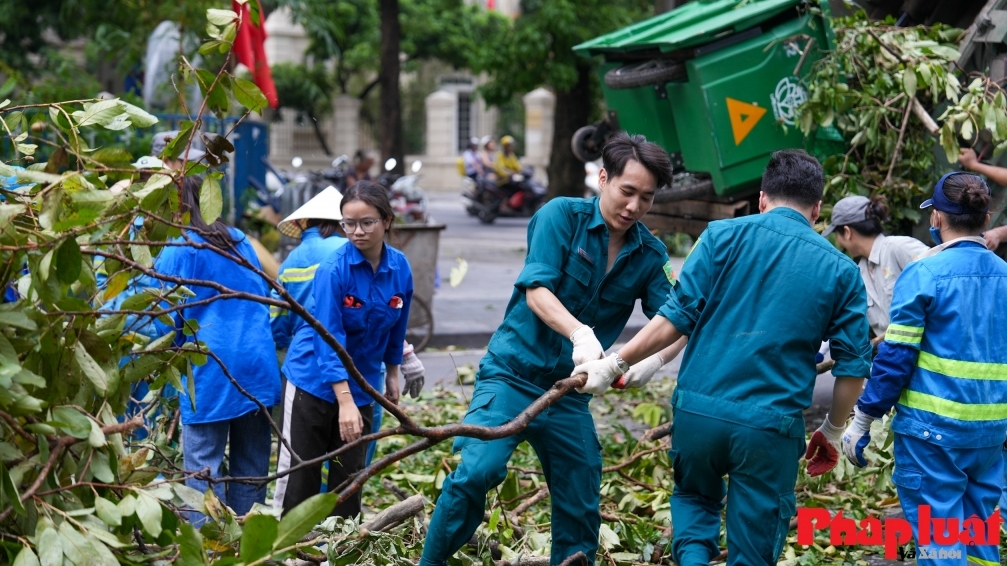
[
  {"x1": 575, "y1": 150, "x2": 872, "y2": 566},
  {"x1": 420, "y1": 134, "x2": 685, "y2": 565}
]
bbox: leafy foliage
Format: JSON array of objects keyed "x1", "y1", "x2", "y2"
[{"x1": 797, "y1": 11, "x2": 1005, "y2": 232}]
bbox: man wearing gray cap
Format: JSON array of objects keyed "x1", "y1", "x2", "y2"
[{"x1": 822, "y1": 195, "x2": 928, "y2": 338}]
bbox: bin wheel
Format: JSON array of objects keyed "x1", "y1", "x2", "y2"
[
  {"x1": 571, "y1": 125, "x2": 603, "y2": 162},
  {"x1": 604, "y1": 60, "x2": 686, "y2": 90},
  {"x1": 406, "y1": 295, "x2": 434, "y2": 352}
]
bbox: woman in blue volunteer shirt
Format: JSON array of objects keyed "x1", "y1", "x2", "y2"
[
  {"x1": 154, "y1": 176, "x2": 281, "y2": 516},
  {"x1": 276, "y1": 181, "x2": 412, "y2": 518}
]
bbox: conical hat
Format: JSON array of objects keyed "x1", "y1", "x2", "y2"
[{"x1": 277, "y1": 186, "x2": 343, "y2": 238}]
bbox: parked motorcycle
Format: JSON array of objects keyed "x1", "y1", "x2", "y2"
[
  {"x1": 381, "y1": 158, "x2": 429, "y2": 224},
  {"x1": 461, "y1": 166, "x2": 546, "y2": 224}
]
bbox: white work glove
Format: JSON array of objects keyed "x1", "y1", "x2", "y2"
[
  {"x1": 570, "y1": 325, "x2": 605, "y2": 367},
  {"x1": 572, "y1": 354, "x2": 623, "y2": 395},
  {"x1": 613, "y1": 352, "x2": 665, "y2": 389},
  {"x1": 401, "y1": 347, "x2": 425, "y2": 399},
  {"x1": 804, "y1": 414, "x2": 844, "y2": 477},
  {"x1": 842, "y1": 406, "x2": 876, "y2": 468}
]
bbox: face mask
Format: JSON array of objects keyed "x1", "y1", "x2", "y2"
[{"x1": 929, "y1": 225, "x2": 943, "y2": 245}]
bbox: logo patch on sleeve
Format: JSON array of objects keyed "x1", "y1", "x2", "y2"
[{"x1": 663, "y1": 261, "x2": 677, "y2": 284}]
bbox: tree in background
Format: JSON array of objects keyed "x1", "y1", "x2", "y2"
[
  {"x1": 279, "y1": 0, "x2": 508, "y2": 173},
  {"x1": 0, "y1": 0, "x2": 219, "y2": 100},
  {"x1": 477, "y1": 0, "x2": 652, "y2": 199}
]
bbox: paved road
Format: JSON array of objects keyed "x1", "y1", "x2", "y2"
[{"x1": 426, "y1": 193, "x2": 660, "y2": 348}]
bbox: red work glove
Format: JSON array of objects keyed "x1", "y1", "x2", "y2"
[{"x1": 804, "y1": 415, "x2": 844, "y2": 477}]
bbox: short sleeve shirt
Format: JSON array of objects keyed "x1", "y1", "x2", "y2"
[
  {"x1": 859, "y1": 234, "x2": 929, "y2": 337},
  {"x1": 482, "y1": 197, "x2": 673, "y2": 386},
  {"x1": 659, "y1": 208, "x2": 871, "y2": 429}
]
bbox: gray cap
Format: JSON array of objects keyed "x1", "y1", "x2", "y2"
[
  {"x1": 822, "y1": 195, "x2": 870, "y2": 237},
  {"x1": 151, "y1": 131, "x2": 206, "y2": 163}
]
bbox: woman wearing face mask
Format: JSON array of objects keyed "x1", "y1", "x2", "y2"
[
  {"x1": 273, "y1": 181, "x2": 413, "y2": 518},
  {"x1": 841, "y1": 172, "x2": 1007, "y2": 566},
  {"x1": 821, "y1": 195, "x2": 928, "y2": 338}
]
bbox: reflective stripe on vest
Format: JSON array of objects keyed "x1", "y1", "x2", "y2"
[
  {"x1": 898, "y1": 389, "x2": 1007, "y2": 421},
  {"x1": 918, "y1": 351, "x2": 1007, "y2": 381},
  {"x1": 886, "y1": 323, "x2": 923, "y2": 346}
]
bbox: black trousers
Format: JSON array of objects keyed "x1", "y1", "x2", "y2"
[{"x1": 274, "y1": 380, "x2": 374, "y2": 518}]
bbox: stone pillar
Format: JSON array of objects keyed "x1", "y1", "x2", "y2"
[
  {"x1": 425, "y1": 90, "x2": 457, "y2": 157},
  {"x1": 522, "y1": 88, "x2": 555, "y2": 174},
  {"x1": 333, "y1": 95, "x2": 361, "y2": 157},
  {"x1": 264, "y1": 7, "x2": 310, "y2": 65}
]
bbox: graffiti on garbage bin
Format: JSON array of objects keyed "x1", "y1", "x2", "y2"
[{"x1": 770, "y1": 76, "x2": 808, "y2": 126}]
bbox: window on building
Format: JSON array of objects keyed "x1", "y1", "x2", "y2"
[{"x1": 457, "y1": 92, "x2": 473, "y2": 153}]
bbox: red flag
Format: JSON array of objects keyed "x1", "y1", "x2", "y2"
[{"x1": 232, "y1": 0, "x2": 279, "y2": 108}]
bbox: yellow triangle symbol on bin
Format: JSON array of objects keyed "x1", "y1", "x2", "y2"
[{"x1": 726, "y1": 98, "x2": 767, "y2": 145}]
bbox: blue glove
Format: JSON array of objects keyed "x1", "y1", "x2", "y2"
[
  {"x1": 815, "y1": 352, "x2": 825, "y2": 364},
  {"x1": 841, "y1": 407, "x2": 876, "y2": 467}
]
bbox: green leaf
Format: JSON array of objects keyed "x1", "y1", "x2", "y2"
[
  {"x1": 488, "y1": 506, "x2": 501, "y2": 531},
  {"x1": 131, "y1": 244, "x2": 153, "y2": 269},
  {"x1": 73, "y1": 343, "x2": 109, "y2": 395},
  {"x1": 161, "y1": 122, "x2": 195, "y2": 160},
  {"x1": 37, "y1": 522, "x2": 62, "y2": 566},
  {"x1": 272, "y1": 492, "x2": 337, "y2": 550},
  {"x1": 0, "y1": 461, "x2": 25, "y2": 516},
  {"x1": 90, "y1": 450, "x2": 115, "y2": 483},
  {"x1": 58, "y1": 521, "x2": 100, "y2": 566},
  {"x1": 207, "y1": 8, "x2": 238, "y2": 25},
  {"x1": 88, "y1": 418, "x2": 106, "y2": 447},
  {"x1": 176, "y1": 524, "x2": 210, "y2": 566},
  {"x1": 95, "y1": 496, "x2": 122, "y2": 527},
  {"x1": 0, "y1": 308, "x2": 39, "y2": 331},
  {"x1": 117, "y1": 493, "x2": 136, "y2": 518},
  {"x1": 52, "y1": 406, "x2": 91, "y2": 439},
  {"x1": 240, "y1": 514, "x2": 279, "y2": 563},
  {"x1": 72, "y1": 99, "x2": 122, "y2": 128},
  {"x1": 55, "y1": 237, "x2": 82, "y2": 285},
  {"x1": 172, "y1": 484, "x2": 207, "y2": 514},
  {"x1": 902, "y1": 69, "x2": 917, "y2": 98},
  {"x1": 117, "y1": 100, "x2": 158, "y2": 128},
  {"x1": 136, "y1": 492, "x2": 163, "y2": 537},
  {"x1": 199, "y1": 175, "x2": 223, "y2": 225},
  {"x1": 234, "y1": 78, "x2": 269, "y2": 113},
  {"x1": 13, "y1": 545, "x2": 40, "y2": 566},
  {"x1": 103, "y1": 271, "x2": 131, "y2": 302}
]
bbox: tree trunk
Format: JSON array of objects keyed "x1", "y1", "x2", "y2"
[
  {"x1": 379, "y1": 0, "x2": 404, "y2": 175},
  {"x1": 546, "y1": 64, "x2": 593, "y2": 200}
]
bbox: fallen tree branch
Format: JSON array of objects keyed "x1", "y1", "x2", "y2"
[
  {"x1": 602, "y1": 439, "x2": 670, "y2": 473},
  {"x1": 885, "y1": 99, "x2": 913, "y2": 186},
  {"x1": 912, "y1": 96, "x2": 939, "y2": 135},
  {"x1": 0, "y1": 416, "x2": 144, "y2": 523},
  {"x1": 358, "y1": 494, "x2": 426, "y2": 536}
]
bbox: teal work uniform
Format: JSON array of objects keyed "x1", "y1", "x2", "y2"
[
  {"x1": 659, "y1": 208, "x2": 871, "y2": 566},
  {"x1": 421, "y1": 197, "x2": 673, "y2": 566}
]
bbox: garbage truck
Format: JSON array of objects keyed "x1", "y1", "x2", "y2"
[{"x1": 572, "y1": 0, "x2": 997, "y2": 237}]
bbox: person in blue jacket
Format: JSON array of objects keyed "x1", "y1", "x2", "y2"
[
  {"x1": 575, "y1": 150, "x2": 871, "y2": 566},
  {"x1": 269, "y1": 187, "x2": 426, "y2": 506},
  {"x1": 420, "y1": 134, "x2": 682, "y2": 566},
  {"x1": 154, "y1": 175, "x2": 281, "y2": 517},
  {"x1": 273, "y1": 181, "x2": 413, "y2": 518},
  {"x1": 842, "y1": 172, "x2": 1007, "y2": 566}
]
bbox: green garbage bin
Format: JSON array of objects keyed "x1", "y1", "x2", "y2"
[{"x1": 575, "y1": 0, "x2": 830, "y2": 197}]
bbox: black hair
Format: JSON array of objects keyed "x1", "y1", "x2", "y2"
[
  {"x1": 340, "y1": 180, "x2": 395, "y2": 238},
  {"x1": 306, "y1": 219, "x2": 343, "y2": 239},
  {"x1": 941, "y1": 173, "x2": 991, "y2": 232},
  {"x1": 180, "y1": 176, "x2": 239, "y2": 249},
  {"x1": 761, "y1": 149, "x2": 824, "y2": 207},
  {"x1": 601, "y1": 133, "x2": 674, "y2": 191},
  {"x1": 842, "y1": 195, "x2": 888, "y2": 237}
]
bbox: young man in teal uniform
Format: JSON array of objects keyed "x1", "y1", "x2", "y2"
[
  {"x1": 576, "y1": 150, "x2": 872, "y2": 566},
  {"x1": 420, "y1": 134, "x2": 682, "y2": 565}
]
